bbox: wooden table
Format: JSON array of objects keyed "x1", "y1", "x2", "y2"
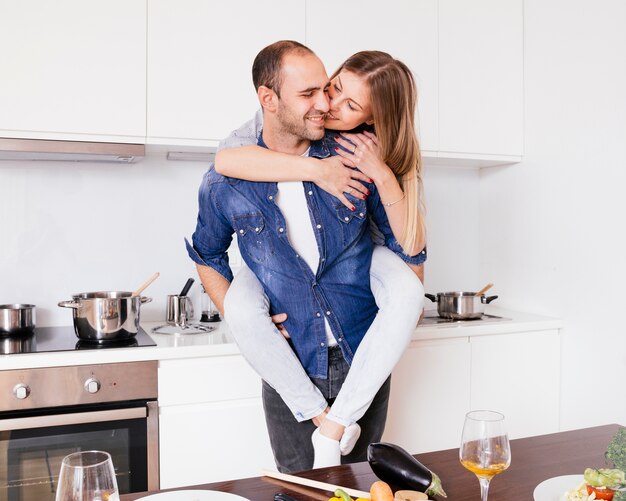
[{"x1": 122, "y1": 424, "x2": 623, "y2": 500}]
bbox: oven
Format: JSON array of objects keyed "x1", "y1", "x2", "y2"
[{"x1": 0, "y1": 361, "x2": 158, "y2": 501}]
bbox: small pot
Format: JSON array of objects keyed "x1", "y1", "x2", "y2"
[
  {"x1": 425, "y1": 292, "x2": 498, "y2": 320},
  {"x1": 0, "y1": 304, "x2": 36, "y2": 337},
  {"x1": 58, "y1": 291, "x2": 151, "y2": 343}
]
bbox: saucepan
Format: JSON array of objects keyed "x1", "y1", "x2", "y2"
[
  {"x1": 58, "y1": 292, "x2": 152, "y2": 343},
  {"x1": 0, "y1": 304, "x2": 36, "y2": 337},
  {"x1": 425, "y1": 291, "x2": 498, "y2": 320}
]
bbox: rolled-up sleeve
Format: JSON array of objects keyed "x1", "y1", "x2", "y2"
[
  {"x1": 186, "y1": 172, "x2": 235, "y2": 282},
  {"x1": 367, "y1": 191, "x2": 427, "y2": 266}
]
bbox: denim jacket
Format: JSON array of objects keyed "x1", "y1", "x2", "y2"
[{"x1": 187, "y1": 132, "x2": 426, "y2": 378}]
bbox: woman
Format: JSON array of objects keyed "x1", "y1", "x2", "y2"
[{"x1": 218, "y1": 51, "x2": 426, "y2": 468}]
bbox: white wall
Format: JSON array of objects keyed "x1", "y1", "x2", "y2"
[
  {"x1": 0, "y1": 151, "x2": 481, "y2": 327},
  {"x1": 0, "y1": 152, "x2": 208, "y2": 326},
  {"x1": 480, "y1": 0, "x2": 626, "y2": 429}
]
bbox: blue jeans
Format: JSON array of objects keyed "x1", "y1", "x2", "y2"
[{"x1": 261, "y1": 345, "x2": 392, "y2": 473}]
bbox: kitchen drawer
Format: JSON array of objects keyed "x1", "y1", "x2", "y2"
[{"x1": 158, "y1": 356, "x2": 262, "y2": 406}]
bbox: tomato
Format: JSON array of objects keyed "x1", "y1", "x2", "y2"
[{"x1": 586, "y1": 484, "x2": 615, "y2": 500}]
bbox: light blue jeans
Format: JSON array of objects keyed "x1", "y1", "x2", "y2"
[{"x1": 223, "y1": 245, "x2": 424, "y2": 427}]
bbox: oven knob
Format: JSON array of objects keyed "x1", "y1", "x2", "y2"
[
  {"x1": 13, "y1": 383, "x2": 30, "y2": 400},
  {"x1": 84, "y1": 378, "x2": 101, "y2": 394}
]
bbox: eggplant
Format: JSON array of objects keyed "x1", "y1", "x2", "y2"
[{"x1": 367, "y1": 442, "x2": 447, "y2": 498}]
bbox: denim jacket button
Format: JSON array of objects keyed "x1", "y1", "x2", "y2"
[
  {"x1": 239, "y1": 229, "x2": 244, "y2": 234},
  {"x1": 316, "y1": 312, "x2": 321, "y2": 317},
  {"x1": 344, "y1": 217, "x2": 349, "y2": 222},
  {"x1": 316, "y1": 224, "x2": 322, "y2": 229},
  {"x1": 338, "y1": 338, "x2": 342, "y2": 342},
  {"x1": 320, "y1": 342, "x2": 325, "y2": 347},
  {"x1": 279, "y1": 227, "x2": 284, "y2": 233},
  {"x1": 308, "y1": 191, "x2": 313, "y2": 196},
  {"x1": 268, "y1": 195, "x2": 273, "y2": 200},
  {"x1": 325, "y1": 311, "x2": 331, "y2": 316}
]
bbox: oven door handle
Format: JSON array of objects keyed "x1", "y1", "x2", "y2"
[{"x1": 0, "y1": 406, "x2": 147, "y2": 431}]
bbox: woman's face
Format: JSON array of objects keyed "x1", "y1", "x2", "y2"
[{"x1": 324, "y1": 70, "x2": 373, "y2": 131}]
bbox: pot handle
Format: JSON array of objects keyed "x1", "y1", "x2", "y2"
[
  {"x1": 140, "y1": 296, "x2": 153, "y2": 304},
  {"x1": 58, "y1": 300, "x2": 79, "y2": 309},
  {"x1": 482, "y1": 295, "x2": 499, "y2": 304},
  {"x1": 424, "y1": 293, "x2": 438, "y2": 303}
]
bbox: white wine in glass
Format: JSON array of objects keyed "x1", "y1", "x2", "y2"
[
  {"x1": 459, "y1": 410, "x2": 511, "y2": 501},
  {"x1": 56, "y1": 450, "x2": 120, "y2": 501}
]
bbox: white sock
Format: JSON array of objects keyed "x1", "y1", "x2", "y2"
[
  {"x1": 311, "y1": 428, "x2": 341, "y2": 468},
  {"x1": 339, "y1": 423, "x2": 361, "y2": 456}
]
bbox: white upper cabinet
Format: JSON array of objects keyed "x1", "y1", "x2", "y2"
[
  {"x1": 438, "y1": 0, "x2": 524, "y2": 159},
  {"x1": 0, "y1": 0, "x2": 146, "y2": 143},
  {"x1": 305, "y1": 0, "x2": 439, "y2": 153},
  {"x1": 307, "y1": 0, "x2": 523, "y2": 166},
  {"x1": 147, "y1": 0, "x2": 306, "y2": 146}
]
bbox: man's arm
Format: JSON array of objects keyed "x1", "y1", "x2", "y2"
[{"x1": 196, "y1": 263, "x2": 231, "y2": 316}]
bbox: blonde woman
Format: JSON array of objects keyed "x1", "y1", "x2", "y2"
[{"x1": 218, "y1": 51, "x2": 426, "y2": 469}]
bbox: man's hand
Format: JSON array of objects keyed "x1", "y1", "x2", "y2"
[{"x1": 271, "y1": 313, "x2": 290, "y2": 339}]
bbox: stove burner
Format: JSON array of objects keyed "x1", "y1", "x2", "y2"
[
  {"x1": 419, "y1": 311, "x2": 511, "y2": 326},
  {"x1": 2, "y1": 326, "x2": 157, "y2": 355},
  {"x1": 75, "y1": 337, "x2": 140, "y2": 349}
]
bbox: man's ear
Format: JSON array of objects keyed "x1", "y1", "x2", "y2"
[{"x1": 258, "y1": 86, "x2": 278, "y2": 113}]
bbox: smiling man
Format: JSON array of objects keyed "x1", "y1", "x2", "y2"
[{"x1": 187, "y1": 40, "x2": 402, "y2": 472}]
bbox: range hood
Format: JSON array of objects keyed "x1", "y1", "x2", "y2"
[{"x1": 0, "y1": 138, "x2": 145, "y2": 163}]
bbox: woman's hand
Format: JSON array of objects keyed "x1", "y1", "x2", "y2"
[
  {"x1": 334, "y1": 131, "x2": 394, "y2": 185},
  {"x1": 310, "y1": 156, "x2": 371, "y2": 210}
]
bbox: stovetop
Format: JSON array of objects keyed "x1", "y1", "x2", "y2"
[
  {"x1": 1, "y1": 326, "x2": 156, "y2": 355},
  {"x1": 418, "y1": 310, "x2": 511, "y2": 326}
]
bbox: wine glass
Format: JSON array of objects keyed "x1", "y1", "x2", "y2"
[
  {"x1": 56, "y1": 450, "x2": 120, "y2": 501},
  {"x1": 459, "y1": 410, "x2": 511, "y2": 501}
]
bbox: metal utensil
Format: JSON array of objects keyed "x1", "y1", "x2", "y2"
[
  {"x1": 58, "y1": 291, "x2": 152, "y2": 342},
  {"x1": 179, "y1": 277, "x2": 195, "y2": 297},
  {"x1": 425, "y1": 292, "x2": 498, "y2": 320},
  {"x1": 132, "y1": 272, "x2": 160, "y2": 297},
  {"x1": 0, "y1": 304, "x2": 36, "y2": 336},
  {"x1": 475, "y1": 283, "x2": 494, "y2": 296}
]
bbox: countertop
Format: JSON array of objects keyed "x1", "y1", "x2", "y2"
[{"x1": 0, "y1": 307, "x2": 562, "y2": 370}]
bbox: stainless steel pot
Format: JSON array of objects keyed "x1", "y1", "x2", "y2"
[
  {"x1": 0, "y1": 304, "x2": 36, "y2": 336},
  {"x1": 58, "y1": 291, "x2": 151, "y2": 342},
  {"x1": 425, "y1": 292, "x2": 498, "y2": 320}
]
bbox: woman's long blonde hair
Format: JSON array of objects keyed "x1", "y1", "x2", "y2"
[{"x1": 332, "y1": 51, "x2": 426, "y2": 254}]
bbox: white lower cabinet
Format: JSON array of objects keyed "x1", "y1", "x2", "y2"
[
  {"x1": 470, "y1": 330, "x2": 561, "y2": 439},
  {"x1": 158, "y1": 356, "x2": 274, "y2": 489},
  {"x1": 383, "y1": 329, "x2": 560, "y2": 454},
  {"x1": 383, "y1": 337, "x2": 471, "y2": 453},
  {"x1": 157, "y1": 328, "x2": 560, "y2": 485}
]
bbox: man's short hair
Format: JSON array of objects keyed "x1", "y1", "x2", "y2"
[{"x1": 252, "y1": 40, "x2": 314, "y2": 98}]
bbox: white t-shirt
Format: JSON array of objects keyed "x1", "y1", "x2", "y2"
[{"x1": 275, "y1": 150, "x2": 337, "y2": 347}]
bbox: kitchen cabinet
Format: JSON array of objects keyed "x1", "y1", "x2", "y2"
[
  {"x1": 147, "y1": 0, "x2": 306, "y2": 146},
  {"x1": 470, "y1": 330, "x2": 560, "y2": 439},
  {"x1": 0, "y1": 0, "x2": 146, "y2": 143},
  {"x1": 305, "y1": 0, "x2": 439, "y2": 153},
  {"x1": 158, "y1": 356, "x2": 275, "y2": 488},
  {"x1": 383, "y1": 337, "x2": 471, "y2": 452},
  {"x1": 306, "y1": 0, "x2": 523, "y2": 166},
  {"x1": 438, "y1": 0, "x2": 524, "y2": 159},
  {"x1": 383, "y1": 329, "x2": 560, "y2": 453}
]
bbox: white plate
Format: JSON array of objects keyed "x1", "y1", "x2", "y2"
[
  {"x1": 137, "y1": 490, "x2": 250, "y2": 501},
  {"x1": 533, "y1": 475, "x2": 583, "y2": 501}
]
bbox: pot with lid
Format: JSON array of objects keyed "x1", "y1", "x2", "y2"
[
  {"x1": 0, "y1": 304, "x2": 36, "y2": 337},
  {"x1": 58, "y1": 291, "x2": 152, "y2": 342},
  {"x1": 425, "y1": 292, "x2": 498, "y2": 320}
]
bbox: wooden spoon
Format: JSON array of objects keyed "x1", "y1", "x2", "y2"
[
  {"x1": 475, "y1": 282, "x2": 494, "y2": 296},
  {"x1": 132, "y1": 272, "x2": 160, "y2": 297}
]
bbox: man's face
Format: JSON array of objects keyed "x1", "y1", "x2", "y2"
[{"x1": 274, "y1": 53, "x2": 330, "y2": 141}]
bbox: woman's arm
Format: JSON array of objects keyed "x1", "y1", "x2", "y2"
[
  {"x1": 335, "y1": 132, "x2": 426, "y2": 255},
  {"x1": 215, "y1": 144, "x2": 371, "y2": 210}
]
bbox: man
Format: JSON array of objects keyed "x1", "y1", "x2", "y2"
[{"x1": 186, "y1": 40, "x2": 423, "y2": 472}]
